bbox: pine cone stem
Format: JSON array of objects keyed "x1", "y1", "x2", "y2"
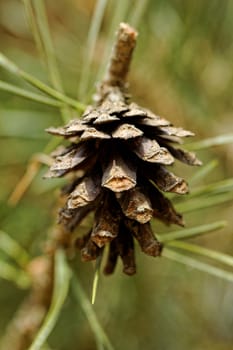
[
  {"x1": 104, "y1": 23, "x2": 138, "y2": 87},
  {"x1": 95, "y1": 23, "x2": 138, "y2": 104}
]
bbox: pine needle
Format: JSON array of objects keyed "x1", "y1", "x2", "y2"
[
  {"x1": 8, "y1": 160, "x2": 41, "y2": 206},
  {"x1": 32, "y1": 0, "x2": 71, "y2": 122},
  {"x1": 186, "y1": 134, "x2": 233, "y2": 150},
  {"x1": 0, "y1": 80, "x2": 62, "y2": 107},
  {"x1": 23, "y1": 0, "x2": 45, "y2": 61},
  {"x1": 0, "y1": 259, "x2": 31, "y2": 289},
  {"x1": 28, "y1": 249, "x2": 71, "y2": 350},
  {"x1": 166, "y1": 241, "x2": 233, "y2": 268},
  {"x1": 8, "y1": 137, "x2": 61, "y2": 206},
  {"x1": 0, "y1": 53, "x2": 86, "y2": 111},
  {"x1": 189, "y1": 159, "x2": 219, "y2": 186},
  {"x1": 91, "y1": 254, "x2": 102, "y2": 305},
  {"x1": 176, "y1": 192, "x2": 233, "y2": 213},
  {"x1": 128, "y1": 0, "x2": 150, "y2": 27},
  {"x1": 72, "y1": 274, "x2": 114, "y2": 350},
  {"x1": 0, "y1": 230, "x2": 30, "y2": 267},
  {"x1": 95, "y1": 0, "x2": 130, "y2": 85},
  {"x1": 163, "y1": 248, "x2": 233, "y2": 283},
  {"x1": 187, "y1": 178, "x2": 233, "y2": 199},
  {"x1": 78, "y1": 0, "x2": 108, "y2": 100},
  {"x1": 159, "y1": 221, "x2": 227, "y2": 243}
]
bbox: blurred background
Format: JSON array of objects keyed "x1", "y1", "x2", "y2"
[{"x1": 0, "y1": 0, "x2": 233, "y2": 349}]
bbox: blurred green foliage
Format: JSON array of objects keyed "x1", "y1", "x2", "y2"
[{"x1": 0, "y1": 1, "x2": 233, "y2": 349}]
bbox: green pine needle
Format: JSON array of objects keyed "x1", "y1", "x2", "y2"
[
  {"x1": 166, "y1": 241, "x2": 233, "y2": 268},
  {"x1": 186, "y1": 134, "x2": 233, "y2": 150},
  {"x1": 95, "y1": 0, "x2": 130, "y2": 84},
  {"x1": 189, "y1": 159, "x2": 219, "y2": 186},
  {"x1": 128, "y1": 0, "x2": 150, "y2": 27},
  {"x1": 0, "y1": 53, "x2": 86, "y2": 111},
  {"x1": 0, "y1": 80, "x2": 62, "y2": 107},
  {"x1": 78, "y1": 0, "x2": 108, "y2": 100},
  {"x1": 28, "y1": 249, "x2": 71, "y2": 350},
  {"x1": 188, "y1": 178, "x2": 233, "y2": 199},
  {"x1": 23, "y1": 0, "x2": 45, "y2": 61},
  {"x1": 176, "y1": 192, "x2": 233, "y2": 213},
  {"x1": 0, "y1": 230, "x2": 30, "y2": 267},
  {"x1": 163, "y1": 248, "x2": 233, "y2": 283},
  {"x1": 91, "y1": 254, "x2": 102, "y2": 305},
  {"x1": 159, "y1": 221, "x2": 227, "y2": 243},
  {"x1": 0, "y1": 259, "x2": 31, "y2": 289},
  {"x1": 33, "y1": 0, "x2": 64, "y2": 91},
  {"x1": 32, "y1": 0, "x2": 71, "y2": 122},
  {"x1": 72, "y1": 274, "x2": 114, "y2": 350}
]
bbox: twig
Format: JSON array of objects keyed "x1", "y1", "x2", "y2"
[
  {"x1": 0, "y1": 217, "x2": 72, "y2": 350},
  {"x1": 0, "y1": 256, "x2": 53, "y2": 350},
  {"x1": 95, "y1": 22, "x2": 138, "y2": 103},
  {"x1": 103, "y1": 22, "x2": 138, "y2": 87}
]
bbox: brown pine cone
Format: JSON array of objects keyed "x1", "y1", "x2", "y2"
[{"x1": 45, "y1": 23, "x2": 201, "y2": 275}]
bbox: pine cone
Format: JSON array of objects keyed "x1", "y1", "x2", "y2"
[{"x1": 45, "y1": 23, "x2": 201, "y2": 275}]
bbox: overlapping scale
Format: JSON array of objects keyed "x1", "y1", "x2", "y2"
[{"x1": 46, "y1": 93, "x2": 201, "y2": 275}]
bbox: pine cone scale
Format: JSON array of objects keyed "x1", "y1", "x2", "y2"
[
  {"x1": 101, "y1": 155, "x2": 137, "y2": 192},
  {"x1": 46, "y1": 95, "x2": 199, "y2": 273}
]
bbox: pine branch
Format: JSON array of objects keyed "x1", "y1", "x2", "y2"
[{"x1": 0, "y1": 256, "x2": 53, "y2": 350}]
